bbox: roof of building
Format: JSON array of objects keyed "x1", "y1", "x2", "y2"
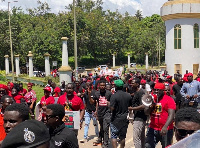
[{"x1": 163, "y1": 0, "x2": 200, "y2": 7}]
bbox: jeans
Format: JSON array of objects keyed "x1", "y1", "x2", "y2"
[
  {"x1": 133, "y1": 120, "x2": 146, "y2": 148},
  {"x1": 84, "y1": 111, "x2": 99, "y2": 139},
  {"x1": 145, "y1": 128, "x2": 173, "y2": 148}
]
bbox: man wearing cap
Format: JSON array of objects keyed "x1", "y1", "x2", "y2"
[
  {"x1": 180, "y1": 73, "x2": 200, "y2": 108},
  {"x1": 2, "y1": 120, "x2": 50, "y2": 148},
  {"x1": 145, "y1": 83, "x2": 176, "y2": 148},
  {"x1": 110, "y1": 79, "x2": 132, "y2": 148},
  {"x1": 39, "y1": 87, "x2": 55, "y2": 122}
]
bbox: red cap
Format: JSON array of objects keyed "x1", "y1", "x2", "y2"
[
  {"x1": 27, "y1": 82, "x2": 33, "y2": 86},
  {"x1": 154, "y1": 83, "x2": 165, "y2": 90},
  {"x1": 88, "y1": 73, "x2": 93, "y2": 76},
  {"x1": 87, "y1": 80, "x2": 92, "y2": 82},
  {"x1": 140, "y1": 79, "x2": 146, "y2": 84},
  {"x1": 43, "y1": 87, "x2": 51, "y2": 92},
  {"x1": 187, "y1": 73, "x2": 193, "y2": 77},
  {"x1": 0, "y1": 84, "x2": 8, "y2": 90}
]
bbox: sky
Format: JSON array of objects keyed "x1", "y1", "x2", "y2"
[{"x1": 0, "y1": 0, "x2": 168, "y2": 17}]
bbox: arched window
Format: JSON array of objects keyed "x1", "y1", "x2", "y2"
[
  {"x1": 194, "y1": 23, "x2": 199, "y2": 48},
  {"x1": 174, "y1": 24, "x2": 181, "y2": 49}
]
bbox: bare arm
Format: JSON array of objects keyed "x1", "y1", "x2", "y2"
[
  {"x1": 160, "y1": 109, "x2": 175, "y2": 135},
  {"x1": 128, "y1": 104, "x2": 145, "y2": 111},
  {"x1": 80, "y1": 109, "x2": 85, "y2": 121}
]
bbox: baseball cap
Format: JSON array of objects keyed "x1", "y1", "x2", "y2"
[
  {"x1": 114, "y1": 79, "x2": 124, "y2": 88},
  {"x1": 43, "y1": 87, "x2": 51, "y2": 92},
  {"x1": 154, "y1": 83, "x2": 165, "y2": 90},
  {"x1": 2, "y1": 120, "x2": 50, "y2": 148}
]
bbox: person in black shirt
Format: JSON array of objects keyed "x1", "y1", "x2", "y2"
[
  {"x1": 128, "y1": 78, "x2": 147, "y2": 148},
  {"x1": 80, "y1": 82, "x2": 99, "y2": 143},
  {"x1": 46, "y1": 104, "x2": 78, "y2": 148},
  {"x1": 59, "y1": 80, "x2": 65, "y2": 96},
  {"x1": 172, "y1": 77, "x2": 183, "y2": 110},
  {"x1": 93, "y1": 80, "x2": 112, "y2": 148},
  {"x1": 110, "y1": 79, "x2": 132, "y2": 148}
]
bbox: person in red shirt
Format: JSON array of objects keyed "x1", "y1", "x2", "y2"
[
  {"x1": 145, "y1": 83, "x2": 176, "y2": 148},
  {"x1": 51, "y1": 82, "x2": 61, "y2": 97},
  {"x1": 38, "y1": 87, "x2": 54, "y2": 122},
  {"x1": 18, "y1": 83, "x2": 27, "y2": 96},
  {"x1": 0, "y1": 84, "x2": 8, "y2": 101},
  {"x1": 40, "y1": 87, "x2": 55, "y2": 106},
  {"x1": 0, "y1": 95, "x2": 14, "y2": 146},
  {"x1": 57, "y1": 83, "x2": 85, "y2": 134},
  {"x1": 11, "y1": 86, "x2": 24, "y2": 104},
  {"x1": 7, "y1": 82, "x2": 13, "y2": 97}
]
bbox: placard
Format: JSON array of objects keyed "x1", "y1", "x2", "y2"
[
  {"x1": 52, "y1": 61, "x2": 57, "y2": 66},
  {"x1": 63, "y1": 111, "x2": 80, "y2": 130}
]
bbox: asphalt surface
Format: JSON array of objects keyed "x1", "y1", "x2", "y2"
[{"x1": 77, "y1": 121, "x2": 176, "y2": 148}]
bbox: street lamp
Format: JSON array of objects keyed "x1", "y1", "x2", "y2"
[{"x1": 8, "y1": 1, "x2": 18, "y2": 82}]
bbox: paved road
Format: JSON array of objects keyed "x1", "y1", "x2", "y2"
[{"x1": 77, "y1": 121, "x2": 176, "y2": 148}]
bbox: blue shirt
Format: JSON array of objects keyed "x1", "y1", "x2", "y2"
[{"x1": 180, "y1": 80, "x2": 200, "y2": 97}]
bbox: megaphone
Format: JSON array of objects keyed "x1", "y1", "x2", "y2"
[{"x1": 142, "y1": 94, "x2": 154, "y2": 107}]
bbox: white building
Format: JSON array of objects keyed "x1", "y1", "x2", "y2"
[{"x1": 161, "y1": 0, "x2": 200, "y2": 77}]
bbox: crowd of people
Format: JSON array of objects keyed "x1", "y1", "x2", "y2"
[{"x1": 0, "y1": 69, "x2": 200, "y2": 148}]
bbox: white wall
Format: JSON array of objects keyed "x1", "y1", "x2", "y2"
[{"x1": 165, "y1": 18, "x2": 200, "y2": 75}]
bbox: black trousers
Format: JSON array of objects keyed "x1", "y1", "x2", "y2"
[{"x1": 98, "y1": 115, "x2": 110, "y2": 147}]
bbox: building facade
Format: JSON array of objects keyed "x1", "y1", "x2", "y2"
[{"x1": 161, "y1": 0, "x2": 200, "y2": 76}]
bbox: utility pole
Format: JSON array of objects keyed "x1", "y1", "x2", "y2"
[
  {"x1": 8, "y1": 1, "x2": 18, "y2": 82},
  {"x1": 158, "y1": 32, "x2": 161, "y2": 68},
  {"x1": 73, "y1": 0, "x2": 78, "y2": 80}
]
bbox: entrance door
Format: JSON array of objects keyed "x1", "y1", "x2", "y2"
[
  {"x1": 193, "y1": 64, "x2": 199, "y2": 78},
  {"x1": 174, "y1": 64, "x2": 182, "y2": 75}
]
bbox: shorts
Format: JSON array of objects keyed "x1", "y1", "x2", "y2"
[{"x1": 110, "y1": 123, "x2": 128, "y2": 141}]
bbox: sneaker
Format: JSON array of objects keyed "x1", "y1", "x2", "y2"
[{"x1": 80, "y1": 138, "x2": 87, "y2": 143}]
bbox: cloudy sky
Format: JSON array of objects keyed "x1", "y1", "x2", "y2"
[{"x1": 0, "y1": 0, "x2": 168, "y2": 16}]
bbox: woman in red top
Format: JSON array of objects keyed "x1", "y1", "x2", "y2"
[
  {"x1": 11, "y1": 86, "x2": 24, "y2": 103},
  {"x1": 39, "y1": 87, "x2": 55, "y2": 122}
]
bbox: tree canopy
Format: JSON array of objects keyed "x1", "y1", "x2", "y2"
[{"x1": 0, "y1": 0, "x2": 165, "y2": 71}]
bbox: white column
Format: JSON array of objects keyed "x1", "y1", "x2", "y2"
[
  {"x1": 62, "y1": 37, "x2": 68, "y2": 66},
  {"x1": 112, "y1": 53, "x2": 115, "y2": 68},
  {"x1": 44, "y1": 53, "x2": 50, "y2": 76},
  {"x1": 4, "y1": 55, "x2": 9, "y2": 75},
  {"x1": 27, "y1": 51, "x2": 33, "y2": 77},
  {"x1": 128, "y1": 53, "x2": 130, "y2": 69},
  {"x1": 58, "y1": 37, "x2": 72, "y2": 85},
  {"x1": 146, "y1": 53, "x2": 148, "y2": 70},
  {"x1": 15, "y1": 55, "x2": 20, "y2": 76}
]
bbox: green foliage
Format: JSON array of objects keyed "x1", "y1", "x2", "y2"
[{"x1": 0, "y1": 0, "x2": 166, "y2": 70}]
